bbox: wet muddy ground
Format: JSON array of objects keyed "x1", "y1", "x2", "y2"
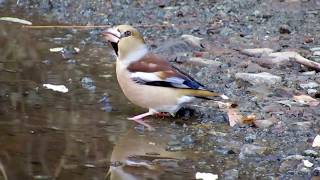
[{"x1": 1, "y1": 0, "x2": 320, "y2": 179}]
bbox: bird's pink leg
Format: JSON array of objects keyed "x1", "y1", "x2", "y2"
[
  {"x1": 128, "y1": 111, "x2": 156, "y2": 131},
  {"x1": 128, "y1": 111, "x2": 154, "y2": 120}
]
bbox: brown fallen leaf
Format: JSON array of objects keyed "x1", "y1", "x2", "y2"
[
  {"x1": 227, "y1": 106, "x2": 278, "y2": 128},
  {"x1": 241, "y1": 114, "x2": 256, "y2": 126},
  {"x1": 227, "y1": 107, "x2": 256, "y2": 127},
  {"x1": 293, "y1": 95, "x2": 319, "y2": 107}
]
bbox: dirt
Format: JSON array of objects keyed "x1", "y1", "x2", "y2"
[{"x1": 1, "y1": 0, "x2": 320, "y2": 179}]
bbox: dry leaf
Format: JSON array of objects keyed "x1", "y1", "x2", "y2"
[
  {"x1": 293, "y1": 95, "x2": 319, "y2": 107},
  {"x1": 242, "y1": 114, "x2": 256, "y2": 125},
  {"x1": 227, "y1": 107, "x2": 257, "y2": 127}
]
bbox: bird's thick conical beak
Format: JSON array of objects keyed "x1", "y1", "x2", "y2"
[{"x1": 102, "y1": 28, "x2": 121, "y2": 43}]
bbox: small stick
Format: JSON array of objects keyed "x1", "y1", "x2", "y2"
[
  {"x1": 21, "y1": 24, "x2": 172, "y2": 29},
  {"x1": 294, "y1": 53, "x2": 320, "y2": 71},
  {"x1": 22, "y1": 25, "x2": 111, "y2": 29}
]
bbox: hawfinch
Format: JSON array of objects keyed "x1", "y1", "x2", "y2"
[{"x1": 102, "y1": 25, "x2": 228, "y2": 130}]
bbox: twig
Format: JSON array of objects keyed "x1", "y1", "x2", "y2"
[
  {"x1": 294, "y1": 53, "x2": 320, "y2": 71},
  {"x1": 22, "y1": 25, "x2": 111, "y2": 29},
  {"x1": 242, "y1": 49, "x2": 320, "y2": 71},
  {"x1": 269, "y1": 51, "x2": 320, "y2": 71},
  {"x1": 21, "y1": 23, "x2": 173, "y2": 29}
]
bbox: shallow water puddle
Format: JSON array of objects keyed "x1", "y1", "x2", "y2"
[{"x1": 0, "y1": 17, "x2": 205, "y2": 179}]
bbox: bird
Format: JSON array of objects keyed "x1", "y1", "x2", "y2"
[
  {"x1": 102, "y1": 25, "x2": 228, "y2": 130},
  {"x1": 107, "y1": 128, "x2": 188, "y2": 179}
]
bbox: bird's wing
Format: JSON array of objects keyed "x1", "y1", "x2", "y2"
[{"x1": 127, "y1": 54, "x2": 207, "y2": 90}]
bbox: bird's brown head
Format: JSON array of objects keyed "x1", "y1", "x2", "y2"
[{"x1": 102, "y1": 25, "x2": 146, "y2": 60}]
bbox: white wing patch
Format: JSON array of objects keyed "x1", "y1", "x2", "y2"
[
  {"x1": 165, "y1": 77, "x2": 185, "y2": 84},
  {"x1": 130, "y1": 72, "x2": 162, "y2": 81},
  {"x1": 130, "y1": 72, "x2": 190, "y2": 88},
  {"x1": 130, "y1": 72, "x2": 204, "y2": 89}
]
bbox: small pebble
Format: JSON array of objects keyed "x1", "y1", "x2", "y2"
[
  {"x1": 300, "y1": 82, "x2": 319, "y2": 89},
  {"x1": 279, "y1": 24, "x2": 291, "y2": 34}
]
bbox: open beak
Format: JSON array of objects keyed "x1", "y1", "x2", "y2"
[
  {"x1": 102, "y1": 28, "x2": 121, "y2": 56},
  {"x1": 102, "y1": 28, "x2": 121, "y2": 43}
]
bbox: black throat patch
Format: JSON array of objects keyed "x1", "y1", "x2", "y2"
[{"x1": 110, "y1": 42, "x2": 118, "y2": 56}]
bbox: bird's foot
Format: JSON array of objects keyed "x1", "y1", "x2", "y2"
[
  {"x1": 128, "y1": 111, "x2": 155, "y2": 131},
  {"x1": 155, "y1": 112, "x2": 171, "y2": 119}
]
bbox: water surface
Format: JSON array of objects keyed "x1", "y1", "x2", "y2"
[{"x1": 0, "y1": 12, "x2": 200, "y2": 180}]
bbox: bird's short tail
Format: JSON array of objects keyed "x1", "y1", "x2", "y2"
[{"x1": 180, "y1": 89, "x2": 229, "y2": 100}]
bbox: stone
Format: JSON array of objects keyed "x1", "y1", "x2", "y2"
[
  {"x1": 307, "y1": 89, "x2": 317, "y2": 96},
  {"x1": 302, "y1": 71, "x2": 316, "y2": 76},
  {"x1": 235, "y1": 72, "x2": 282, "y2": 86},
  {"x1": 215, "y1": 147, "x2": 236, "y2": 155},
  {"x1": 310, "y1": 56, "x2": 320, "y2": 62},
  {"x1": 312, "y1": 167, "x2": 320, "y2": 176},
  {"x1": 310, "y1": 47, "x2": 320, "y2": 52},
  {"x1": 312, "y1": 135, "x2": 320, "y2": 147},
  {"x1": 181, "y1": 34, "x2": 203, "y2": 48},
  {"x1": 302, "y1": 160, "x2": 313, "y2": 168},
  {"x1": 299, "y1": 166, "x2": 311, "y2": 174},
  {"x1": 313, "y1": 51, "x2": 320, "y2": 56},
  {"x1": 219, "y1": 27, "x2": 235, "y2": 36},
  {"x1": 300, "y1": 82, "x2": 319, "y2": 89},
  {"x1": 293, "y1": 121, "x2": 313, "y2": 130},
  {"x1": 254, "y1": 117, "x2": 278, "y2": 128},
  {"x1": 244, "y1": 134, "x2": 256, "y2": 143},
  {"x1": 279, "y1": 155, "x2": 304, "y2": 173},
  {"x1": 246, "y1": 63, "x2": 264, "y2": 73},
  {"x1": 188, "y1": 57, "x2": 222, "y2": 66},
  {"x1": 279, "y1": 24, "x2": 291, "y2": 34},
  {"x1": 81, "y1": 77, "x2": 96, "y2": 92},
  {"x1": 195, "y1": 172, "x2": 218, "y2": 180},
  {"x1": 208, "y1": 130, "x2": 227, "y2": 137},
  {"x1": 239, "y1": 144, "x2": 267, "y2": 160},
  {"x1": 182, "y1": 135, "x2": 194, "y2": 145},
  {"x1": 223, "y1": 169, "x2": 239, "y2": 180},
  {"x1": 240, "y1": 48, "x2": 273, "y2": 57}
]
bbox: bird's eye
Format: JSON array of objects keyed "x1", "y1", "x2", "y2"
[{"x1": 124, "y1": 31, "x2": 132, "y2": 37}]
